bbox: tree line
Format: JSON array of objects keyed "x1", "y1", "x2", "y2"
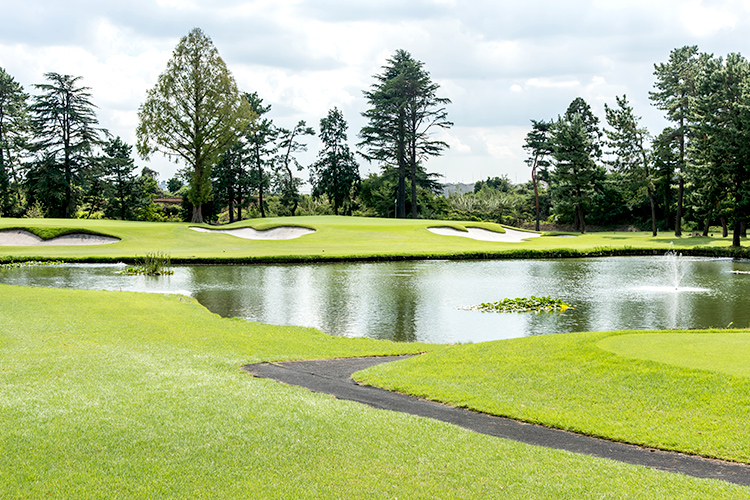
[
  {"x1": 0, "y1": 28, "x2": 451, "y2": 223},
  {"x1": 2, "y1": 33, "x2": 749, "y2": 245},
  {"x1": 524, "y1": 45, "x2": 750, "y2": 246}
]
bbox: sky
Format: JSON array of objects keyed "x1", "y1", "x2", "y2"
[{"x1": 2, "y1": 0, "x2": 749, "y2": 189}]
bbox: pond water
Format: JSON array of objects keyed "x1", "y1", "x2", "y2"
[{"x1": 3, "y1": 256, "x2": 750, "y2": 344}]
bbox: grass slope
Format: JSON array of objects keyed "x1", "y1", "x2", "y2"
[
  {"x1": 355, "y1": 329, "x2": 750, "y2": 464},
  {"x1": 0, "y1": 216, "x2": 744, "y2": 262},
  {"x1": 1, "y1": 284, "x2": 747, "y2": 498}
]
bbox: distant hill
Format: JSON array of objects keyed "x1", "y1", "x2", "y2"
[{"x1": 441, "y1": 182, "x2": 474, "y2": 196}]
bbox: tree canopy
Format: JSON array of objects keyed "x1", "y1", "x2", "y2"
[
  {"x1": 359, "y1": 49, "x2": 451, "y2": 218},
  {"x1": 136, "y1": 27, "x2": 253, "y2": 223},
  {"x1": 310, "y1": 107, "x2": 360, "y2": 215}
]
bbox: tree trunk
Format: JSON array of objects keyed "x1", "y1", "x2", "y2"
[
  {"x1": 733, "y1": 218, "x2": 742, "y2": 247},
  {"x1": 675, "y1": 116, "x2": 685, "y2": 237},
  {"x1": 237, "y1": 187, "x2": 243, "y2": 222},
  {"x1": 410, "y1": 142, "x2": 417, "y2": 219},
  {"x1": 410, "y1": 168, "x2": 417, "y2": 219},
  {"x1": 648, "y1": 188, "x2": 657, "y2": 237},
  {"x1": 741, "y1": 221, "x2": 747, "y2": 238},
  {"x1": 397, "y1": 167, "x2": 406, "y2": 219},
  {"x1": 256, "y1": 158, "x2": 265, "y2": 218},
  {"x1": 192, "y1": 204, "x2": 204, "y2": 223},
  {"x1": 228, "y1": 192, "x2": 235, "y2": 224},
  {"x1": 532, "y1": 164, "x2": 540, "y2": 232},
  {"x1": 578, "y1": 205, "x2": 586, "y2": 234},
  {"x1": 720, "y1": 216, "x2": 728, "y2": 237},
  {"x1": 675, "y1": 177, "x2": 684, "y2": 236},
  {"x1": 702, "y1": 219, "x2": 710, "y2": 237}
]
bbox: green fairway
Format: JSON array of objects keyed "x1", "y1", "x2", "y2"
[
  {"x1": 355, "y1": 329, "x2": 750, "y2": 464},
  {"x1": 599, "y1": 332, "x2": 750, "y2": 378},
  {"x1": 1, "y1": 285, "x2": 747, "y2": 498},
  {"x1": 0, "y1": 215, "x2": 744, "y2": 262}
]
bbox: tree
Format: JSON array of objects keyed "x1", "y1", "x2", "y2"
[
  {"x1": 166, "y1": 175, "x2": 184, "y2": 195},
  {"x1": 651, "y1": 127, "x2": 679, "y2": 231},
  {"x1": 309, "y1": 107, "x2": 360, "y2": 215},
  {"x1": 276, "y1": 120, "x2": 314, "y2": 215},
  {"x1": 359, "y1": 49, "x2": 451, "y2": 218},
  {"x1": 243, "y1": 91, "x2": 276, "y2": 218},
  {"x1": 101, "y1": 136, "x2": 138, "y2": 220},
  {"x1": 0, "y1": 67, "x2": 29, "y2": 216},
  {"x1": 650, "y1": 45, "x2": 703, "y2": 236},
  {"x1": 523, "y1": 119, "x2": 553, "y2": 231},
  {"x1": 604, "y1": 95, "x2": 658, "y2": 236},
  {"x1": 550, "y1": 114, "x2": 601, "y2": 233},
  {"x1": 136, "y1": 27, "x2": 253, "y2": 223},
  {"x1": 564, "y1": 97, "x2": 603, "y2": 160},
  {"x1": 212, "y1": 138, "x2": 248, "y2": 223},
  {"x1": 691, "y1": 53, "x2": 750, "y2": 247},
  {"x1": 28, "y1": 73, "x2": 104, "y2": 218}
]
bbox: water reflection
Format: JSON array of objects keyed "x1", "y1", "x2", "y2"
[{"x1": 1, "y1": 257, "x2": 749, "y2": 343}]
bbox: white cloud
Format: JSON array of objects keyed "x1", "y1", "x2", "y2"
[
  {"x1": 2, "y1": 0, "x2": 749, "y2": 185},
  {"x1": 526, "y1": 78, "x2": 581, "y2": 89},
  {"x1": 680, "y1": 0, "x2": 738, "y2": 37}
]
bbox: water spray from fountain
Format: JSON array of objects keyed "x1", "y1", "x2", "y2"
[{"x1": 665, "y1": 242, "x2": 685, "y2": 290}]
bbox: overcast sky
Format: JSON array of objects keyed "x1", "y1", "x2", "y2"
[{"x1": 2, "y1": 0, "x2": 749, "y2": 188}]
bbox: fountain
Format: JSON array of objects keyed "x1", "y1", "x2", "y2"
[
  {"x1": 665, "y1": 242, "x2": 684, "y2": 290},
  {"x1": 636, "y1": 243, "x2": 709, "y2": 293}
]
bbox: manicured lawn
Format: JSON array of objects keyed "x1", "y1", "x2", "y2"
[
  {"x1": 0, "y1": 215, "x2": 743, "y2": 262},
  {"x1": 355, "y1": 329, "x2": 750, "y2": 463},
  {"x1": 1, "y1": 284, "x2": 747, "y2": 498}
]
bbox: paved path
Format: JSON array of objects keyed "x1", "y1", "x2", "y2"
[{"x1": 243, "y1": 356, "x2": 750, "y2": 486}]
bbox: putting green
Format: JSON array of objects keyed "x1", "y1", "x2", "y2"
[{"x1": 597, "y1": 331, "x2": 750, "y2": 378}]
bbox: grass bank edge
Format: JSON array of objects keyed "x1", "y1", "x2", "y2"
[
  {"x1": 353, "y1": 328, "x2": 750, "y2": 464},
  {"x1": 1, "y1": 285, "x2": 748, "y2": 498},
  {"x1": 1, "y1": 216, "x2": 747, "y2": 263}
]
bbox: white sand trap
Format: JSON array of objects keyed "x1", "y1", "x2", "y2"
[
  {"x1": 0, "y1": 229, "x2": 119, "y2": 246},
  {"x1": 190, "y1": 226, "x2": 315, "y2": 240},
  {"x1": 428, "y1": 226, "x2": 542, "y2": 243}
]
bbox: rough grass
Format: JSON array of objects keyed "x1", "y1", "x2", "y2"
[
  {"x1": 0, "y1": 215, "x2": 745, "y2": 263},
  {"x1": 1, "y1": 284, "x2": 747, "y2": 498},
  {"x1": 355, "y1": 329, "x2": 750, "y2": 464}
]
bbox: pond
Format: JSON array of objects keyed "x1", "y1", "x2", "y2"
[{"x1": 3, "y1": 256, "x2": 750, "y2": 344}]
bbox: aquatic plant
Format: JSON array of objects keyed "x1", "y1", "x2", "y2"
[
  {"x1": 0, "y1": 260, "x2": 64, "y2": 270},
  {"x1": 120, "y1": 251, "x2": 173, "y2": 276},
  {"x1": 461, "y1": 296, "x2": 573, "y2": 313}
]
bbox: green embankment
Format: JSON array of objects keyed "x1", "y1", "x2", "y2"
[
  {"x1": 1, "y1": 284, "x2": 747, "y2": 498},
  {"x1": 0, "y1": 216, "x2": 745, "y2": 263},
  {"x1": 355, "y1": 329, "x2": 750, "y2": 464}
]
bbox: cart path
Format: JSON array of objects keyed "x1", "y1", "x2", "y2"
[{"x1": 242, "y1": 356, "x2": 750, "y2": 487}]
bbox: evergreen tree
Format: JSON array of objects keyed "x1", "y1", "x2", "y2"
[
  {"x1": 212, "y1": 138, "x2": 248, "y2": 223},
  {"x1": 523, "y1": 119, "x2": 553, "y2": 231},
  {"x1": 649, "y1": 45, "x2": 703, "y2": 236},
  {"x1": 692, "y1": 53, "x2": 750, "y2": 247},
  {"x1": 604, "y1": 95, "x2": 658, "y2": 236},
  {"x1": 276, "y1": 120, "x2": 314, "y2": 215},
  {"x1": 309, "y1": 107, "x2": 360, "y2": 215},
  {"x1": 28, "y1": 73, "x2": 104, "y2": 218},
  {"x1": 550, "y1": 114, "x2": 602, "y2": 233},
  {"x1": 359, "y1": 49, "x2": 451, "y2": 218},
  {"x1": 0, "y1": 67, "x2": 29, "y2": 216},
  {"x1": 101, "y1": 137, "x2": 138, "y2": 220},
  {"x1": 243, "y1": 91, "x2": 276, "y2": 218}
]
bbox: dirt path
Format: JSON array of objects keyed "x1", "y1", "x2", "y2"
[{"x1": 243, "y1": 356, "x2": 750, "y2": 486}]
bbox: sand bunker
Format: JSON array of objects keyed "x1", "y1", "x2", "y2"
[
  {"x1": 428, "y1": 226, "x2": 542, "y2": 243},
  {"x1": 190, "y1": 226, "x2": 315, "y2": 240},
  {"x1": 0, "y1": 229, "x2": 120, "y2": 246}
]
